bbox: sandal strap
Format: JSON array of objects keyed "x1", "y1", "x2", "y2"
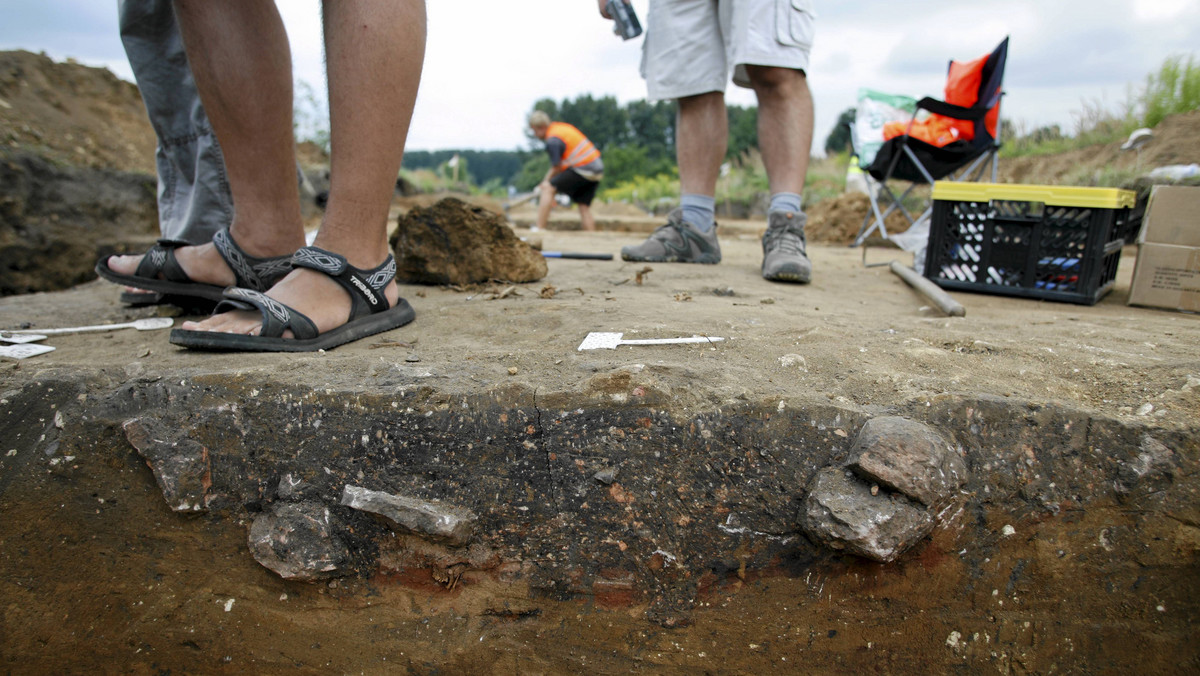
[
  {"x1": 290, "y1": 247, "x2": 395, "y2": 320},
  {"x1": 133, "y1": 239, "x2": 192, "y2": 283},
  {"x1": 215, "y1": 288, "x2": 319, "y2": 340},
  {"x1": 212, "y1": 228, "x2": 294, "y2": 292}
]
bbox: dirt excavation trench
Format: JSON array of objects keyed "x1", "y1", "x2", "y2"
[
  {"x1": 4, "y1": 50, "x2": 1199, "y2": 674},
  {"x1": 1, "y1": 228, "x2": 1198, "y2": 673}
]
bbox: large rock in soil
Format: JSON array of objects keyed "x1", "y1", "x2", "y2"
[
  {"x1": 847, "y1": 416, "x2": 967, "y2": 506},
  {"x1": 802, "y1": 467, "x2": 935, "y2": 562},
  {"x1": 248, "y1": 500, "x2": 352, "y2": 581},
  {"x1": 390, "y1": 197, "x2": 546, "y2": 285}
]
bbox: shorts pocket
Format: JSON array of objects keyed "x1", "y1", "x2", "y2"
[{"x1": 776, "y1": 0, "x2": 815, "y2": 48}]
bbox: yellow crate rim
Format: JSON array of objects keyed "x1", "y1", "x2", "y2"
[{"x1": 932, "y1": 182, "x2": 1137, "y2": 209}]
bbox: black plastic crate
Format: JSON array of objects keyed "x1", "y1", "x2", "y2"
[{"x1": 922, "y1": 183, "x2": 1139, "y2": 305}]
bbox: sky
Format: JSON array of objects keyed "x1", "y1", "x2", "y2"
[{"x1": 2, "y1": 0, "x2": 1198, "y2": 155}]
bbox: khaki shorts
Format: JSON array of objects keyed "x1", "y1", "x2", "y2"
[{"x1": 640, "y1": 0, "x2": 816, "y2": 100}]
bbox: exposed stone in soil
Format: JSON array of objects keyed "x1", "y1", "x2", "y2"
[
  {"x1": 802, "y1": 466, "x2": 936, "y2": 562},
  {"x1": 848, "y1": 415, "x2": 966, "y2": 507}
]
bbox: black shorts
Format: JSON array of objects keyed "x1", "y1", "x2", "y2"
[{"x1": 550, "y1": 168, "x2": 599, "y2": 206}]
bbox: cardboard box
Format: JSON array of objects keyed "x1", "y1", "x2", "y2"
[{"x1": 1129, "y1": 186, "x2": 1200, "y2": 312}]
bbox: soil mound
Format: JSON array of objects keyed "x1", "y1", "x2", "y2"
[
  {"x1": 391, "y1": 197, "x2": 547, "y2": 285},
  {"x1": 0, "y1": 50, "x2": 156, "y2": 173},
  {"x1": 805, "y1": 191, "x2": 910, "y2": 245}
]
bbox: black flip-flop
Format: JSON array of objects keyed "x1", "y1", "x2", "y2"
[
  {"x1": 96, "y1": 227, "x2": 293, "y2": 305},
  {"x1": 170, "y1": 247, "x2": 414, "y2": 352}
]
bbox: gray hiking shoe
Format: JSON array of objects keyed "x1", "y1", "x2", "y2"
[
  {"x1": 761, "y1": 210, "x2": 812, "y2": 283},
  {"x1": 621, "y1": 208, "x2": 721, "y2": 264}
]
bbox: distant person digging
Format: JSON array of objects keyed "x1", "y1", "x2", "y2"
[{"x1": 528, "y1": 111, "x2": 604, "y2": 232}]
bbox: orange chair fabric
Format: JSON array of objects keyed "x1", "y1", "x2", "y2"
[{"x1": 883, "y1": 51, "x2": 996, "y2": 148}]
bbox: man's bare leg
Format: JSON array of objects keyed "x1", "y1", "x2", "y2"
[
  {"x1": 535, "y1": 181, "x2": 556, "y2": 230},
  {"x1": 619, "y1": 91, "x2": 726, "y2": 262},
  {"x1": 108, "y1": 0, "x2": 305, "y2": 285},
  {"x1": 578, "y1": 203, "x2": 595, "y2": 232},
  {"x1": 183, "y1": 0, "x2": 426, "y2": 336},
  {"x1": 749, "y1": 65, "x2": 814, "y2": 283},
  {"x1": 676, "y1": 91, "x2": 727, "y2": 198},
  {"x1": 746, "y1": 65, "x2": 813, "y2": 195}
]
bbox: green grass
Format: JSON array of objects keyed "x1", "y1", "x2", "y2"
[
  {"x1": 598, "y1": 172, "x2": 680, "y2": 207},
  {"x1": 1142, "y1": 54, "x2": 1200, "y2": 128},
  {"x1": 1003, "y1": 54, "x2": 1198, "y2": 159},
  {"x1": 598, "y1": 151, "x2": 857, "y2": 211}
]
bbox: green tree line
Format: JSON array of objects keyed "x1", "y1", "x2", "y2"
[
  {"x1": 524, "y1": 94, "x2": 759, "y2": 191},
  {"x1": 401, "y1": 149, "x2": 534, "y2": 190},
  {"x1": 397, "y1": 94, "x2": 762, "y2": 193}
]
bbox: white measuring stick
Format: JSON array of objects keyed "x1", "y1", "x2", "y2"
[
  {"x1": 578, "y1": 331, "x2": 725, "y2": 351},
  {"x1": 0, "y1": 333, "x2": 48, "y2": 344},
  {"x1": 620, "y1": 336, "x2": 722, "y2": 345},
  {"x1": 3, "y1": 317, "x2": 174, "y2": 336},
  {"x1": 0, "y1": 344, "x2": 55, "y2": 360}
]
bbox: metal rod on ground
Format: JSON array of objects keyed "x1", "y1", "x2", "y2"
[
  {"x1": 888, "y1": 261, "x2": 965, "y2": 317},
  {"x1": 542, "y1": 252, "x2": 613, "y2": 260}
]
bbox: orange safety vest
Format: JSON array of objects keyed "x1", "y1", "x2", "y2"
[
  {"x1": 883, "y1": 51, "x2": 996, "y2": 148},
  {"x1": 546, "y1": 122, "x2": 601, "y2": 171}
]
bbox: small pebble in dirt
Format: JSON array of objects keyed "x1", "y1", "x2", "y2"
[
  {"x1": 779, "y1": 354, "x2": 807, "y2": 371},
  {"x1": 508, "y1": 367, "x2": 519, "y2": 375},
  {"x1": 405, "y1": 354, "x2": 421, "y2": 363},
  {"x1": 760, "y1": 298, "x2": 775, "y2": 304},
  {"x1": 712, "y1": 287, "x2": 735, "y2": 296}
]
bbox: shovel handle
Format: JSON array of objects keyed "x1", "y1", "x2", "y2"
[{"x1": 889, "y1": 261, "x2": 965, "y2": 317}]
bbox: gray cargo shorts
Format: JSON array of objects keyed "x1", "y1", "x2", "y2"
[{"x1": 641, "y1": 0, "x2": 816, "y2": 100}]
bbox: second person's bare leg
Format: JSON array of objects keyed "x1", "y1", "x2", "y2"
[
  {"x1": 535, "y1": 181, "x2": 556, "y2": 230},
  {"x1": 578, "y1": 203, "x2": 596, "y2": 232},
  {"x1": 619, "y1": 91, "x2": 725, "y2": 263},
  {"x1": 747, "y1": 65, "x2": 813, "y2": 195},
  {"x1": 676, "y1": 91, "x2": 727, "y2": 199},
  {"x1": 182, "y1": 0, "x2": 427, "y2": 337}
]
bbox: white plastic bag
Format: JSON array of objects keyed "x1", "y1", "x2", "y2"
[{"x1": 852, "y1": 89, "x2": 917, "y2": 168}]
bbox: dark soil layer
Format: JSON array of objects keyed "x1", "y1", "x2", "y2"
[{"x1": 1, "y1": 371, "x2": 1197, "y2": 673}]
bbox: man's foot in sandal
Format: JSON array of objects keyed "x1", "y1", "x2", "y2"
[
  {"x1": 95, "y1": 228, "x2": 295, "y2": 305},
  {"x1": 169, "y1": 246, "x2": 414, "y2": 352}
]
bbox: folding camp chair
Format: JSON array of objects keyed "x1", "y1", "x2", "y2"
[{"x1": 852, "y1": 37, "x2": 1010, "y2": 248}]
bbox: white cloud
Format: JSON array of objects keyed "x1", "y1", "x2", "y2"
[{"x1": 1, "y1": 0, "x2": 1197, "y2": 157}]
